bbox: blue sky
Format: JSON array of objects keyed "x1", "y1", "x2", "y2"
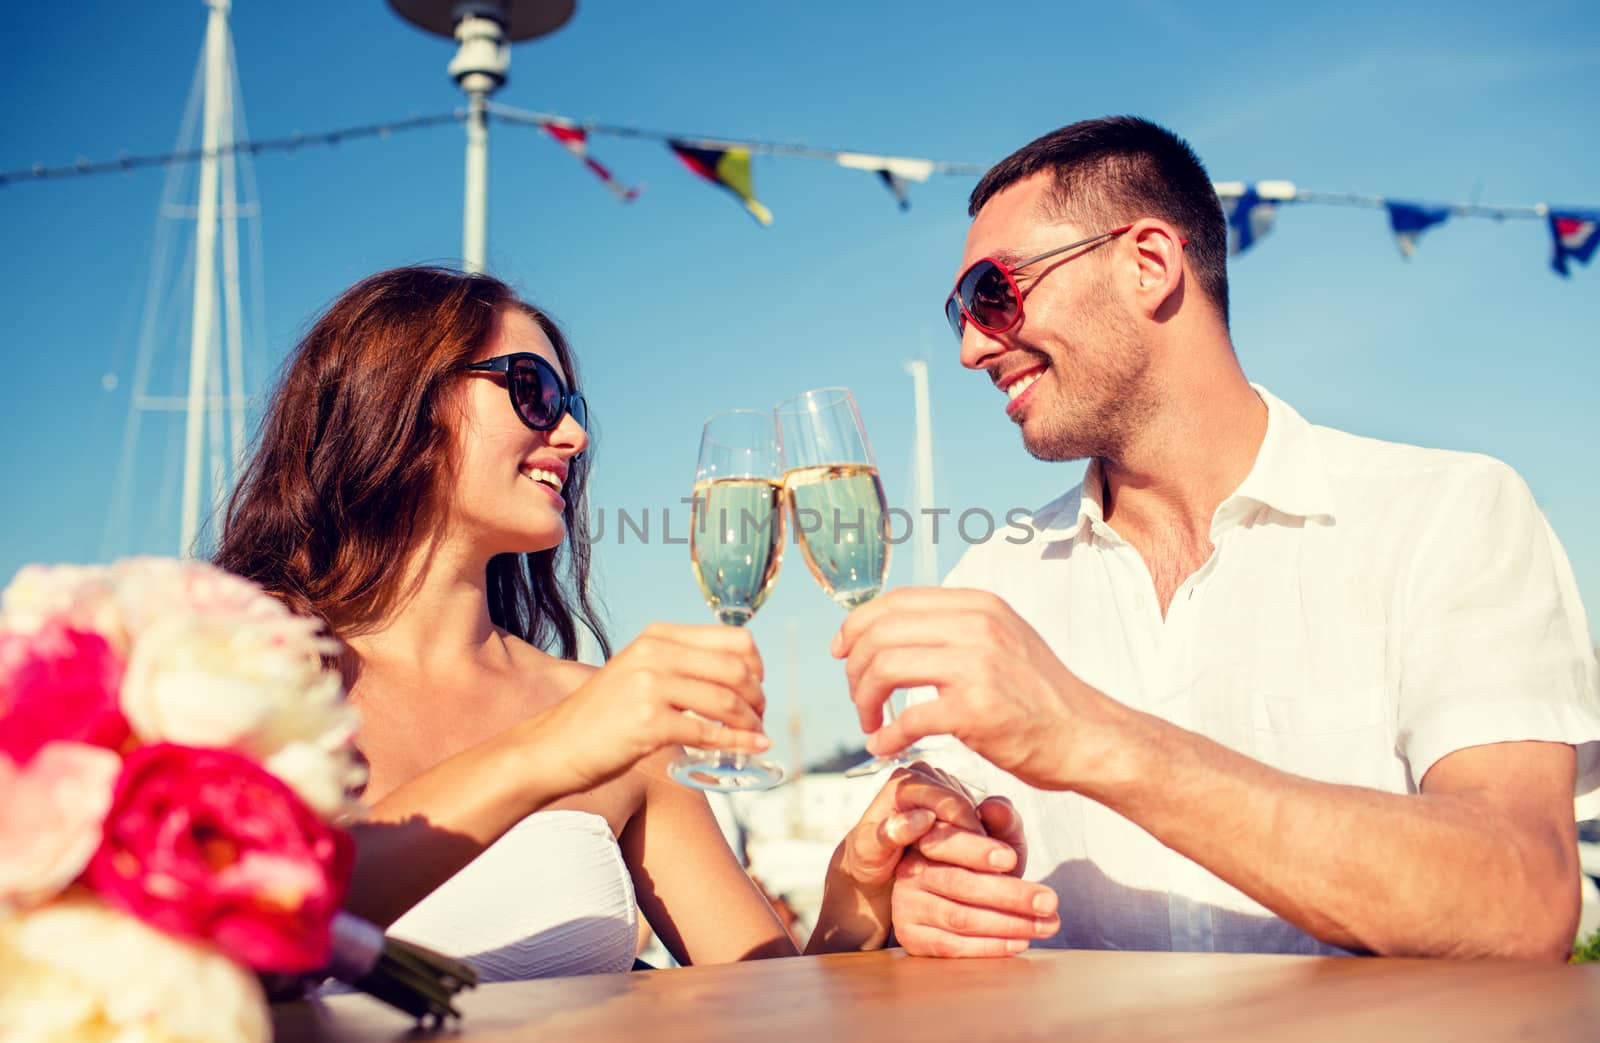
[{"x1": 2, "y1": 0, "x2": 1596, "y2": 768}]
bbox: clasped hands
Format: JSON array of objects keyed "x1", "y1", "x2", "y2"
[{"x1": 828, "y1": 761, "x2": 1058, "y2": 958}]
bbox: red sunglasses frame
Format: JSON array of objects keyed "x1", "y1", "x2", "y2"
[{"x1": 944, "y1": 224, "x2": 1136, "y2": 339}]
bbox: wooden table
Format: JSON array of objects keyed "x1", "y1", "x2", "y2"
[{"x1": 272, "y1": 948, "x2": 1600, "y2": 1042}]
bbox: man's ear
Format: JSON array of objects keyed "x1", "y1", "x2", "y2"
[{"x1": 1127, "y1": 219, "x2": 1185, "y2": 320}]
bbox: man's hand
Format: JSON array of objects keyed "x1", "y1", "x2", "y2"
[
  {"x1": 832, "y1": 587, "x2": 1133, "y2": 793},
  {"x1": 892, "y1": 791, "x2": 1061, "y2": 957}
]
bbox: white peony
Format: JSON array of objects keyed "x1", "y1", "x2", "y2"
[
  {"x1": 267, "y1": 739, "x2": 365, "y2": 821},
  {"x1": 106, "y1": 557, "x2": 288, "y2": 642},
  {"x1": 0, "y1": 893, "x2": 270, "y2": 1043},
  {"x1": 118, "y1": 609, "x2": 362, "y2": 818},
  {"x1": 0, "y1": 564, "x2": 129, "y2": 652}
]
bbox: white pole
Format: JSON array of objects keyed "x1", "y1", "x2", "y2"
[
  {"x1": 220, "y1": 39, "x2": 248, "y2": 479},
  {"x1": 906, "y1": 359, "x2": 937, "y2": 587},
  {"x1": 449, "y1": 9, "x2": 508, "y2": 274},
  {"x1": 206, "y1": 307, "x2": 226, "y2": 525},
  {"x1": 180, "y1": 0, "x2": 228, "y2": 557},
  {"x1": 462, "y1": 90, "x2": 489, "y2": 272}
]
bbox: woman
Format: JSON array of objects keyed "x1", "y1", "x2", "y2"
[{"x1": 213, "y1": 266, "x2": 1008, "y2": 978}]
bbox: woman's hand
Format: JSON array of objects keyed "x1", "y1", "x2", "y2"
[{"x1": 523, "y1": 622, "x2": 771, "y2": 792}]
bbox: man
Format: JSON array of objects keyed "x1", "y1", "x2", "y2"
[{"x1": 847, "y1": 116, "x2": 1600, "y2": 960}]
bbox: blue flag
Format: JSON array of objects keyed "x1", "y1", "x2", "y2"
[
  {"x1": 1386, "y1": 202, "x2": 1452, "y2": 259},
  {"x1": 1219, "y1": 185, "x2": 1277, "y2": 255},
  {"x1": 1550, "y1": 210, "x2": 1600, "y2": 277}
]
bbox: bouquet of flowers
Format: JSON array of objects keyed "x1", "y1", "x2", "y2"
[{"x1": 0, "y1": 558, "x2": 476, "y2": 1041}]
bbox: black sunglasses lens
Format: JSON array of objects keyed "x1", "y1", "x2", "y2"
[
  {"x1": 961, "y1": 261, "x2": 1017, "y2": 332},
  {"x1": 567, "y1": 393, "x2": 588, "y2": 432},
  {"x1": 509, "y1": 356, "x2": 562, "y2": 429}
]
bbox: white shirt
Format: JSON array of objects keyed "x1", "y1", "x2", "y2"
[{"x1": 920, "y1": 387, "x2": 1600, "y2": 955}]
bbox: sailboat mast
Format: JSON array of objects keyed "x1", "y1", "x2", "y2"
[
  {"x1": 179, "y1": 0, "x2": 231, "y2": 556},
  {"x1": 906, "y1": 358, "x2": 937, "y2": 588}
]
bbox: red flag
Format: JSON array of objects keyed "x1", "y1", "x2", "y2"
[
  {"x1": 541, "y1": 123, "x2": 640, "y2": 202},
  {"x1": 1550, "y1": 211, "x2": 1599, "y2": 277}
]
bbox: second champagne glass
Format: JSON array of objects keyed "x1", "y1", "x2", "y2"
[
  {"x1": 670, "y1": 409, "x2": 787, "y2": 791},
  {"x1": 775, "y1": 387, "x2": 916, "y2": 778}
]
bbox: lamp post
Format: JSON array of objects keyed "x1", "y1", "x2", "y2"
[{"x1": 387, "y1": 0, "x2": 575, "y2": 272}]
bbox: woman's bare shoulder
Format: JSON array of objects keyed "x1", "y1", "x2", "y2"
[
  {"x1": 541, "y1": 654, "x2": 598, "y2": 695},
  {"x1": 500, "y1": 637, "x2": 597, "y2": 702},
  {"x1": 502, "y1": 634, "x2": 594, "y2": 675}
]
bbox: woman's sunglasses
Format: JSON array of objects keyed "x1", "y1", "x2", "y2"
[
  {"x1": 943, "y1": 225, "x2": 1133, "y2": 340},
  {"x1": 464, "y1": 352, "x2": 588, "y2": 433}
]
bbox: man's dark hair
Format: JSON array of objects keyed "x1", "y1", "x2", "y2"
[{"x1": 969, "y1": 116, "x2": 1229, "y2": 323}]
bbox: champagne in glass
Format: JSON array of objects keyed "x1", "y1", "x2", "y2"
[
  {"x1": 671, "y1": 410, "x2": 787, "y2": 791},
  {"x1": 775, "y1": 388, "x2": 912, "y2": 778},
  {"x1": 691, "y1": 476, "x2": 785, "y2": 626},
  {"x1": 783, "y1": 463, "x2": 889, "y2": 610}
]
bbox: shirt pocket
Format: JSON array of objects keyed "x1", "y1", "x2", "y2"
[
  {"x1": 1252, "y1": 684, "x2": 1396, "y2": 789},
  {"x1": 1258, "y1": 685, "x2": 1388, "y2": 734}
]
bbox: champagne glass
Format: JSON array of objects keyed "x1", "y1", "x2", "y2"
[
  {"x1": 775, "y1": 388, "x2": 914, "y2": 778},
  {"x1": 670, "y1": 409, "x2": 787, "y2": 791}
]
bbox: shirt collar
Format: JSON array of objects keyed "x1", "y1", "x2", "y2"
[
  {"x1": 1225, "y1": 385, "x2": 1338, "y2": 525},
  {"x1": 1024, "y1": 384, "x2": 1336, "y2": 544},
  {"x1": 1027, "y1": 463, "x2": 1105, "y2": 543}
]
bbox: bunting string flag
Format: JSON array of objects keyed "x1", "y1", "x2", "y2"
[
  {"x1": 1224, "y1": 186, "x2": 1273, "y2": 255},
  {"x1": 667, "y1": 141, "x2": 772, "y2": 226},
  {"x1": 5, "y1": 101, "x2": 1596, "y2": 279},
  {"x1": 1549, "y1": 210, "x2": 1600, "y2": 277},
  {"x1": 877, "y1": 170, "x2": 912, "y2": 212},
  {"x1": 1386, "y1": 202, "x2": 1453, "y2": 259},
  {"x1": 835, "y1": 153, "x2": 935, "y2": 212},
  {"x1": 490, "y1": 104, "x2": 966, "y2": 220},
  {"x1": 1215, "y1": 181, "x2": 1292, "y2": 256},
  {"x1": 539, "y1": 122, "x2": 640, "y2": 202}
]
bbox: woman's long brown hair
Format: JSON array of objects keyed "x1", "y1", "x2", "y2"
[{"x1": 214, "y1": 266, "x2": 609, "y2": 660}]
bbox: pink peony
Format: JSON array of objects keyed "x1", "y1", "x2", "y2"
[
  {"x1": 86, "y1": 744, "x2": 354, "y2": 974},
  {"x1": 0, "y1": 622, "x2": 129, "y2": 764},
  {"x1": 0, "y1": 742, "x2": 122, "y2": 906}
]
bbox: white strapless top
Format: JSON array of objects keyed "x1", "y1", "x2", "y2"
[{"x1": 387, "y1": 809, "x2": 639, "y2": 981}]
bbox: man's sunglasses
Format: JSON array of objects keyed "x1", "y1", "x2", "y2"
[
  {"x1": 944, "y1": 225, "x2": 1133, "y2": 340},
  {"x1": 464, "y1": 352, "x2": 588, "y2": 433}
]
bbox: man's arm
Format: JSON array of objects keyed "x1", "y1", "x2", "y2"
[
  {"x1": 835, "y1": 587, "x2": 1583, "y2": 961},
  {"x1": 1088, "y1": 710, "x2": 1578, "y2": 959}
]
